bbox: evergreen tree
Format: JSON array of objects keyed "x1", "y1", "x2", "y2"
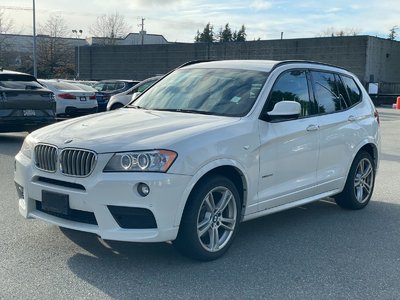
[
  {"x1": 219, "y1": 23, "x2": 233, "y2": 42},
  {"x1": 236, "y1": 25, "x2": 247, "y2": 42},
  {"x1": 388, "y1": 26, "x2": 398, "y2": 40},
  {"x1": 194, "y1": 22, "x2": 215, "y2": 43}
]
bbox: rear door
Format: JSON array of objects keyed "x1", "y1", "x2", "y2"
[{"x1": 310, "y1": 70, "x2": 363, "y2": 192}]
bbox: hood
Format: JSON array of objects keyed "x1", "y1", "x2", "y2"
[{"x1": 31, "y1": 108, "x2": 239, "y2": 153}]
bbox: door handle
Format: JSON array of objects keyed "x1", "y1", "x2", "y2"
[
  {"x1": 306, "y1": 125, "x2": 319, "y2": 132},
  {"x1": 348, "y1": 115, "x2": 357, "y2": 122}
]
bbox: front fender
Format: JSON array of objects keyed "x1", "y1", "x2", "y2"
[{"x1": 173, "y1": 158, "x2": 253, "y2": 227}]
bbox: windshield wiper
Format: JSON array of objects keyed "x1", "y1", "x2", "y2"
[
  {"x1": 127, "y1": 105, "x2": 147, "y2": 110},
  {"x1": 152, "y1": 108, "x2": 217, "y2": 115}
]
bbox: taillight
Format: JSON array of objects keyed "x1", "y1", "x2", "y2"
[
  {"x1": 374, "y1": 109, "x2": 380, "y2": 125},
  {"x1": 89, "y1": 95, "x2": 96, "y2": 100},
  {"x1": 58, "y1": 93, "x2": 76, "y2": 100}
]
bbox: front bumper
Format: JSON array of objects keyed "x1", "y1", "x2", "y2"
[{"x1": 14, "y1": 151, "x2": 192, "y2": 242}]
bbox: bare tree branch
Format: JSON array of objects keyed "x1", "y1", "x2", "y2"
[
  {"x1": 0, "y1": 9, "x2": 15, "y2": 66},
  {"x1": 89, "y1": 12, "x2": 129, "y2": 45},
  {"x1": 36, "y1": 15, "x2": 74, "y2": 78}
]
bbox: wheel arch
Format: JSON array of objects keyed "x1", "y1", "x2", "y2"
[
  {"x1": 174, "y1": 161, "x2": 249, "y2": 227},
  {"x1": 340, "y1": 140, "x2": 379, "y2": 193},
  {"x1": 358, "y1": 143, "x2": 379, "y2": 171}
]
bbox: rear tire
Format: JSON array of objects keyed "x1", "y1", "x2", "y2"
[
  {"x1": 335, "y1": 151, "x2": 375, "y2": 210},
  {"x1": 174, "y1": 175, "x2": 241, "y2": 261}
]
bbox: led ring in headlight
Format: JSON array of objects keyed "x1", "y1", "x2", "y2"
[
  {"x1": 120, "y1": 154, "x2": 133, "y2": 170},
  {"x1": 137, "y1": 153, "x2": 150, "y2": 170}
]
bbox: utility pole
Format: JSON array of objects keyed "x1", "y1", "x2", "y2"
[
  {"x1": 33, "y1": 0, "x2": 37, "y2": 77},
  {"x1": 138, "y1": 17, "x2": 145, "y2": 45}
]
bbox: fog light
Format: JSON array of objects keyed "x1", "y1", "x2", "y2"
[
  {"x1": 137, "y1": 183, "x2": 150, "y2": 197},
  {"x1": 19, "y1": 198, "x2": 26, "y2": 210},
  {"x1": 15, "y1": 183, "x2": 24, "y2": 199}
]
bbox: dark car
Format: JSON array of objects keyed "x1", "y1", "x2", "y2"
[
  {"x1": 93, "y1": 80, "x2": 140, "y2": 111},
  {"x1": 0, "y1": 70, "x2": 56, "y2": 133}
]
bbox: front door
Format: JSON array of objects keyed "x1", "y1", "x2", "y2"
[{"x1": 257, "y1": 69, "x2": 320, "y2": 211}]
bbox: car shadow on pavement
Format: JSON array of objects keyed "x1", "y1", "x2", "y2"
[
  {"x1": 0, "y1": 133, "x2": 26, "y2": 156},
  {"x1": 63, "y1": 198, "x2": 400, "y2": 298}
]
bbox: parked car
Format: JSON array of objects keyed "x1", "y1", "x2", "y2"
[
  {"x1": 64, "y1": 82, "x2": 98, "y2": 93},
  {"x1": 93, "y1": 80, "x2": 140, "y2": 111},
  {"x1": 39, "y1": 80, "x2": 98, "y2": 117},
  {"x1": 0, "y1": 69, "x2": 56, "y2": 133},
  {"x1": 15, "y1": 60, "x2": 380, "y2": 261},
  {"x1": 107, "y1": 76, "x2": 161, "y2": 110}
]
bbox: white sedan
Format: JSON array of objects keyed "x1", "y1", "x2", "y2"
[{"x1": 39, "y1": 80, "x2": 98, "y2": 117}]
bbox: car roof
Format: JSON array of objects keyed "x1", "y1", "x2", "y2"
[
  {"x1": 0, "y1": 69, "x2": 33, "y2": 76},
  {"x1": 97, "y1": 80, "x2": 140, "y2": 83}
]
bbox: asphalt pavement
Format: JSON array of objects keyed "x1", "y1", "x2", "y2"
[{"x1": 0, "y1": 107, "x2": 399, "y2": 299}]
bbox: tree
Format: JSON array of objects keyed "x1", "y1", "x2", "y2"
[
  {"x1": 195, "y1": 23, "x2": 247, "y2": 43},
  {"x1": 235, "y1": 25, "x2": 247, "y2": 42},
  {"x1": 36, "y1": 15, "x2": 74, "y2": 78},
  {"x1": 90, "y1": 12, "x2": 128, "y2": 45},
  {"x1": 319, "y1": 27, "x2": 360, "y2": 37},
  {"x1": 218, "y1": 23, "x2": 233, "y2": 42},
  {"x1": 388, "y1": 26, "x2": 398, "y2": 40},
  {"x1": 194, "y1": 22, "x2": 215, "y2": 43},
  {"x1": 0, "y1": 9, "x2": 14, "y2": 67}
]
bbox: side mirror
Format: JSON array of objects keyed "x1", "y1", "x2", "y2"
[
  {"x1": 131, "y1": 92, "x2": 142, "y2": 101},
  {"x1": 263, "y1": 101, "x2": 301, "y2": 122}
]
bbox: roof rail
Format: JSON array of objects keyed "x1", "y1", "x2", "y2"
[
  {"x1": 271, "y1": 60, "x2": 347, "y2": 72},
  {"x1": 176, "y1": 60, "x2": 213, "y2": 69}
]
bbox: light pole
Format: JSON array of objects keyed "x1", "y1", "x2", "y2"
[
  {"x1": 72, "y1": 29, "x2": 83, "y2": 79},
  {"x1": 33, "y1": 0, "x2": 37, "y2": 77}
]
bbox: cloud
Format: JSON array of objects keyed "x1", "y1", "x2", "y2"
[{"x1": 250, "y1": 1, "x2": 272, "y2": 10}]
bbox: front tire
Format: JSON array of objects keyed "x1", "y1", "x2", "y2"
[
  {"x1": 110, "y1": 103, "x2": 124, "y2": 110},
  {"x1": 335, "y1": 151, "x2": 375, "y2": 210},
  {"x1": 174, "y1": 176, "x2": 241, "y2": 261}
]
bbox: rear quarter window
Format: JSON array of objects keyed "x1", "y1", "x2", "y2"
[{"x1": 340, "y1": 75, "x2": 362, "y2": 106}]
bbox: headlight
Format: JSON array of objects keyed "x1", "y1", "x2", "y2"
[
  {"x1": 20, "y1": 134, "x2": 36, "y2": 159},
  {"x1": 104, "y1": 150, "x2": 177, "y2": 173}
]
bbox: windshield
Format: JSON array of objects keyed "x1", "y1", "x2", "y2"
[{"x1": 132, "y1": 68, "x2": 268, "y2": 117}]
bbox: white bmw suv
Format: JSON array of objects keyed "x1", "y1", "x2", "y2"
[{"x1": 14, "y1": 60, "x2": 380, "y2": 261}]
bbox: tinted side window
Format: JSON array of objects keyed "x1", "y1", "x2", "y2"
[
  {"x1": 341, "y1": 75, "x2": 362, "y2": 106},
  {"x1": 334, "y1": 74, "x2": 351, "y2": 108},
  {"x1": 266, "y1": 70, "x2": 314, "y2": 117},
  {"x1": 115, "y1": 82, "x2": 125, "y2": 90},
  {"x1": 311, "y1": 71, "x2": 341, "y2": 114}
]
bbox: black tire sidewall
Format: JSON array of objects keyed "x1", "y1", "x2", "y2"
[
  {"x1": 336, "y1": 151, "x2": 375, "y2": 210},
  {"x1": 175, "y1": 175, "x2": 242, "y2": 261}
]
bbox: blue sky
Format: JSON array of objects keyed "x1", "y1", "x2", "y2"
[{"x1": 2, "y1": 0, "x2": 399, "y2": 42}]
